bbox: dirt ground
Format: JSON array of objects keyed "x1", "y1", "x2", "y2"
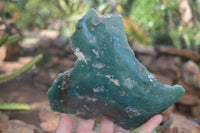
[{"x1": 0, "y1": 54, "x2": 75, "y2": 131}]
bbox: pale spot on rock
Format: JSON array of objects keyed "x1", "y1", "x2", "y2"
[{"x1": 105, "y1": 75, "x2": 120, "y2": 86}]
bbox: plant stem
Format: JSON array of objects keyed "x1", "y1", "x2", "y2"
[
  {"x1": 0, "y1": 54, "x2": 43, "y2": 83},
  {"x1": 0, "y1": 103, "x2": 30, "y2": 110}
]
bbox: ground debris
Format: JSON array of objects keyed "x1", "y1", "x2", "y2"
[
  {"x1": 0, "y1": 120, "x2": 42, "y2": 133},
  {"x1": 155, "y1": 46, "x2": 200, "y2": 61},
  {"x1": 160, "y1": 113, "x2": 200, "y2": 133}
]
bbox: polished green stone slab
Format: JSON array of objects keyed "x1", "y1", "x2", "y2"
[{"x1": 47, "y1": 9, "x2": 185, "y2": 129}]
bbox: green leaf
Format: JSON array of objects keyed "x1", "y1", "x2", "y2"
[
  {"x1": 93, "y1": 123, "x2": 100, "y2": 132},
  {"x1": 0, "y1": 34, "x2": 9, "y2": 47},
  {"x1": 0, "y1": 54, "x2": 43, "y2": 83},
  {"x1": 0, "y1": 103, "x2": 30, "y2": 110},
  {"x1": 5, "y1": 35, "x2": 20, "y2": 45},
  {"x1": 0, "y1": 34, "x2": 20, "y2": 47},
  {"x1": 57, "y1": 0, "x2": 71, "y2": 15}
]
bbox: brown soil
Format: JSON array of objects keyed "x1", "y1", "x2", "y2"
[{"x1": 0, "y1": 54, "x2": 75, "y2": 132}]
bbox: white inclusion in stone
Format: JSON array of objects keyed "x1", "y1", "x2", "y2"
[
  {"x1": 110, "y1": 37, "x2": 113, "y2": 42},
  {"x1": 145, "y1": 89, "x2": 150, "y2": 93},
  {"x1": 83, "y1": 105, "x2": 89, "y2": 111},
  {"x1": 92, "y1": 61, "x2": 106, "y2": 69},
  {"x1": 58, "y1": 85, "x2": 61, "y2": 89},
  {"x1": 91, "y1": 18, "x2": 100, "y2": 25},
  {"x1": 77, "y1": 95, "x2": 84, "y2": 100},
  {"x1": 96, "y1": 72, "x2": 103, "y2": 76},
  {"x1": 60, "y1": 99, "x2": 64, "y2": 103},
  {"x1": 93, "y1": 86, "x2": 105, "y2": 92},
  {"x1": 86, "y1": 96, "x2": 97, "y2": 102},
  {"x1": 105, "y1": 75, "x2": 120, "y2": 86},
  {"x1": 53, "y1": 79, "x2": 57, "y2": 83},
  {"x1": 82, "y1": 20, "x2": 96, "y2": 44},
  {"x1": 126, "y1": 107, "x2": 141, "y2": 118},
  {"x1": 92, "y1": 49, "x2": 100, "y2": 58},
  {"x1": 119, "y1": 90, "x2": 126, "y2": 96},
  {"x1": 148, "y1": 74, "x2": 154, "y2": 82},
  {"x1": 112, "y1": 24, "x2": 117, "y2": 29},
  {"x1": 123, "y1": 78, "x2": 135, "y2": 89},
  {"x1": 74, "y1": 48, "x2": 87, "y2": 64},
  {"x1": 91, "y1": 27, "x2": 95, "y2": 31},
  {"x1": 115, "y1": 36, "x2": 119, "y2": 42}
]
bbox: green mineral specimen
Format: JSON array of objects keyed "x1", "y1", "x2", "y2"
[{"x1": 47, "y1": 9, "x2": 185, "y2": 129}]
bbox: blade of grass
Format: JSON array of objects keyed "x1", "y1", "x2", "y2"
[
  {"x1": 0, "y1": 103, "x2": 30, "y2": 110},
  {"x1": 0, "y1": 34, "x2": 9, "y2": 46},
  {"x1": 0, "y1": 34, "x2": 20, "y2": 47},
  {"x1": 4, "y1": 35, "x2": 20, "y2": 45},
  {"x1": 0, "y1": 54, "x2": 43, "y2": 83}
]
